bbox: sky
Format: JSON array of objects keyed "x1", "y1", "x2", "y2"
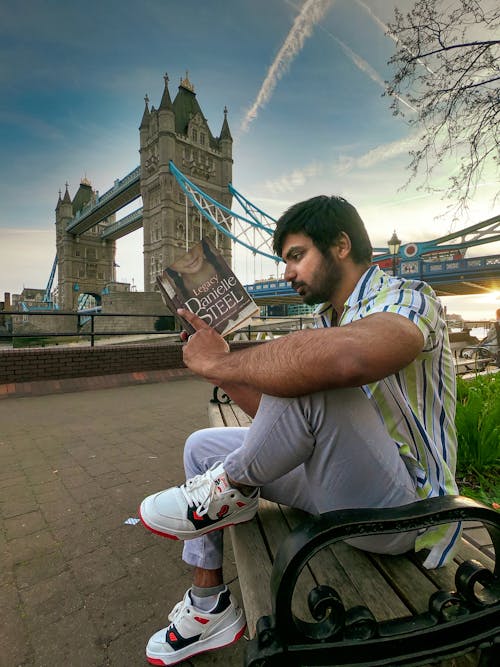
[{"x1": 0, "y1": 0, "x2": 498, "y2": 320}]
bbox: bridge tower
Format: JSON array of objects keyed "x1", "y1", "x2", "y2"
[
  {"x1": 55, "y1": 180, "x2": 117, "y2": 309},
  {"x1": 139, "y1": 72, "x2": 233, "y2": 292}
]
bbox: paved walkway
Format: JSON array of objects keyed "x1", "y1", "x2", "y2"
[
  {"x1": 0, "y1": 375, "x2": 495, "y2": 667},
  {"x1": 0, "y1": 375, "x2": 246, "y2": 667}
]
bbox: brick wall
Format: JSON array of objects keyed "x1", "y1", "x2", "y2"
[{"x1": 0, "y1": 341, "x2": 260, "y2": 384}]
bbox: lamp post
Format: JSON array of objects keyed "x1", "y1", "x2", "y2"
[{"x1": 388, "y1": 230, "x2": 401, "y2": 276}]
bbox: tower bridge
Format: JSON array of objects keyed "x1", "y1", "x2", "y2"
[
  {"x1": 47, "y1": 71, "x2": 500, "y2": 313},
  {"x1": 66, "y1": 166, "x2": 141, "y2": 236}
]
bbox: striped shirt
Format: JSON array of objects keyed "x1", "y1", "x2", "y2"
[{"x1": 314, "y1": 265, "x2": 460, "y2": 568}]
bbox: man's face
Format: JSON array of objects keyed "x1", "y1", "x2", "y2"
[{"x1": 281, "y1": 233, "x2": 342, "y2": 305}]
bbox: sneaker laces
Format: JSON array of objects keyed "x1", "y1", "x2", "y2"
[
  {"x1": 180, "y1": 463, "x2": 224, "y2": 518},
  {"x1": 167, "y1": 599, "x2": 185, "y2": 624},
  {"x1": 167, "y1": 590, "x2": 194, "y2": 625}
]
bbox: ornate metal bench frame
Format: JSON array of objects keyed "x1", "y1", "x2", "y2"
[{"x1": 246, "y1": 496, "x2": 500, "y2": 666}]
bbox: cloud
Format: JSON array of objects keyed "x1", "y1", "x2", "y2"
[
  {"x1": 264, "y1": 162, "x2": 322, "y2": 194},
  {"x1": 262, "y1": 133, "x2": 418, "y2": 196},
  {"x1": 240, "y1": 0, "x2": 333, "y2": 133},
  {"x1": 351, "y1": 134, "x2": 418, "y2": 169}
]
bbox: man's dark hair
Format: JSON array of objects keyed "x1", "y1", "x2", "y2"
[{"x1": 273, "y1": 195, "x2": 373, "y2": 264}]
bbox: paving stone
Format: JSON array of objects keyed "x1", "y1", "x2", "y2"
[
  {"x1": 14, "y1": 550, "x2": 67, "y2": 590},
  {"x1": 69, "y1": 545, "x2": 127, "y2": 594},
  {"x1": 50, "y1": 523, "x2": 105, "y2": 560},
  {"x1": 31, "y1": 481, "x2": 68, "y2": 504},
  {"x1": 38, "y1": 498, "x2": 82, "y2": 525},
  {"x1": 31, "y1": 607, "x2": 104, "y2": 667},
  {"x1": 0, "y1": 472, "x2": 28, "y2": 489},
  {"x1": 20, "y1": 570, "x2": 84, "y2": 628},
  {"x1": 66, "y1": 481, "x2": 107, "y2": 503},
  {"x1": 4, "y1": 510, "x2": 48, "y2": 540},
  {"x1": 0, "y1": 612, "x2": 33, "y2": 667},
  {"x1": 1, "y1": 497, "x2": 40, "y2": 519},
  {"x1": 7, "y1": 530, "x2": 59, "y2": 564}
]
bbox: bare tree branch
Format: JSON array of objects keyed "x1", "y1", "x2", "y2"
[
  {"x1": 407, "y1": 39, "x2": 499, "y2": 61},
  {"x1": 385, "y1": 0, "x2": 500, "y2": 215}
]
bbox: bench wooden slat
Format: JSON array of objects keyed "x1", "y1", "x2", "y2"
[
  {"x1": 257, "y1": 500, "x2": 320, "y2": 625},
  {"x1": 231, "y1": 403, "x2": 253, "y2": 427},
  {"x1": 207, "y1": 402, "x2": 226, "y2": 427},
  {"x1": 279, "y1": 506, "x2": 370, "y2": 613},
  {"x1": 283, "y1": 505, "x2": 412, "y2": 621},
  {"x1": 456, "y1": 536, "x2": 494, "y2": 569},
  {"x1": 220, "y1": 404, "x2": 242, "y2": 428},
  {"x1": 369, "y1": 552, "x2": 440, "y2": 614},
  {"x1": 411, "y1": 552, "x2": 458, "y2": 592},
  {"x1": 230, "y1": 519, "x2": 273, "y2": 637}
]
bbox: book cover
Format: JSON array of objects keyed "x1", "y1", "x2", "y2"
[{"x1": 156, "y1": 237, "x2": 260, "y2": 337}]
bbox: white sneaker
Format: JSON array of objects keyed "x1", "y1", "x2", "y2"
[
  {"x1": 139, "y1": 462, "x2": 259, "y2": 540},
  {"x1": 146, "y1": 587, "x2": 246, "y2": 665}
]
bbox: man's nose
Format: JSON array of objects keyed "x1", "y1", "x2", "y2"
[{"x1": 284, "y1": 264, "x2": 295, "y2": 282}]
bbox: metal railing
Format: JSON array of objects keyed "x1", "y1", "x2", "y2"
[
  {"x1": 456, "y1": 344, "x2": 499, "y2": 374},
  {"x1": 0, "y1": 312, "x2": 313, "y2": 348}
]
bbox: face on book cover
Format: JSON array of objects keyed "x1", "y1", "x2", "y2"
[{"x1": 171, "y1": 243, "x2": 205, "y2": 275}]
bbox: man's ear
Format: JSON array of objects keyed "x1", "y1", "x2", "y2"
[{"x1": 335, "y1": 232, "x2": 351, "y2": 260}]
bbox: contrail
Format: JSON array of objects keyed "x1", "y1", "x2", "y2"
[
  {"x1": 320, "y1": 26, "x2": 417, "y2": 113},
  {"x1": 285, "y1": 0, "x2": 417, "y2": 113},
  {"x1": 354, "y1": 0, "x2": 435, "y2": 75},
  {"x1": 239, "y1": 0, "x2": 333, "y2": 133}
]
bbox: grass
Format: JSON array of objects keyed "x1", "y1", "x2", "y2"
[{"x1": 455, "y1": 372, "x2": 500, "y2": 508}]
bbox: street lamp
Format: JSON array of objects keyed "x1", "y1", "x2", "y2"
[{"x1": 387, "y1": 230, "x2": 401, "y2": 276}]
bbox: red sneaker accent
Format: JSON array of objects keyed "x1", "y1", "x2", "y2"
[
  {"x1": 147, "y1": 659, "x2": 166, "y2": 666},
  {"x1": 236, "y1": 501, "x2": 246, "y2": 507},
  {"x1": 216, "y1": 504, "x2": 229, "y2": 519},
  {"x1": 194, "y1": 616, "x2": 209, "y2": 624},
  {"x1": 138, "y1": 507, "x2": 180, "y2": 541},
  {"x1": 168, "y1": 631, "x2": 177, "y2": 642},
  {"x1": 192, "y1": 510, "x2": 204, "y2": 521}
]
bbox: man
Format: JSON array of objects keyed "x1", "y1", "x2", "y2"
[{"x1": 139, "y1": 195, "x2": 459, "y2": 666}]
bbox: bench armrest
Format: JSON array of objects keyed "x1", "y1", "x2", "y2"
[
  {"x1": 273, "y1": 495, "x2": 500, "y2": 590},
  {"x1": 247, "y1": 496, "x2": 500, "y2": 667}
]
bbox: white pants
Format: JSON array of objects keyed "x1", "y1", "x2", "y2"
[{"x1": 183, "y1": 387, "x2": 419, "y2": 570}]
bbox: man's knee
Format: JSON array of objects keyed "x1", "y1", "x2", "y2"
[
  {"x1": 183, "y1": 427, "x2": 248, "y2": 477},
  {"x1": 183, "y1": 428, "x2": 212, "y2": 474}
]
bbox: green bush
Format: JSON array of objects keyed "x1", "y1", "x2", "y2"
[{"x1": 455, "y1": 373, "x2": 500, "y2": 505}]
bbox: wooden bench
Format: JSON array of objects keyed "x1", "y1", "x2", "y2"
[{"x1": 208, "y1": 394, "x2": 500, "y2": 667}]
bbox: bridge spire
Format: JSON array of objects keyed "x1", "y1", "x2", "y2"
[
  {"x1": 139, "y1": 94, "x2": 150, "y2": 129},
  {"x1": 159, "y1": 73, "x2": 173, "y2": 110},
  {"x1": 220, "y1": 106, "x2": 232, "y2": 141},
  {"x1": 62, "y1": 183, "x2": 71, "y2": 204},
  {"x1": 180, "y1": 70, "x2": 194, "y2": 92}
]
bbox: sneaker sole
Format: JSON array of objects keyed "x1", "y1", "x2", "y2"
[
  {"x1": 138, "y1": 503, "x2": 258, "y2": 541},
  {"x1": 146, "y1": 610, "x2": 246, "y2": 665}
]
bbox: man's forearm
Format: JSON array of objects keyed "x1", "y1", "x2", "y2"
[
  {"x1": 219, "y1": 383, "x2": 262, "y2": 418},
  {"x1": 201, "y1": 313, "x2": 424, "y2": 397},
  {"x1": 204, "y1": 330, "x2": 343, "y2": 397}
]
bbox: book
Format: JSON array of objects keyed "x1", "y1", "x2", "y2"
[{"x1": 156, "y1": 237, "x2": 260, "y2": 337}]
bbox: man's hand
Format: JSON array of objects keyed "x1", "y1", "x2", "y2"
[{"x1": 178, "y1": 309, "x2": 229, "y2": 382}]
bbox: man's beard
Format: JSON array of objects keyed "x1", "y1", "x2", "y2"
[{"x1": 294, "y1": 254, "x2": 342, "y2": 305}]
